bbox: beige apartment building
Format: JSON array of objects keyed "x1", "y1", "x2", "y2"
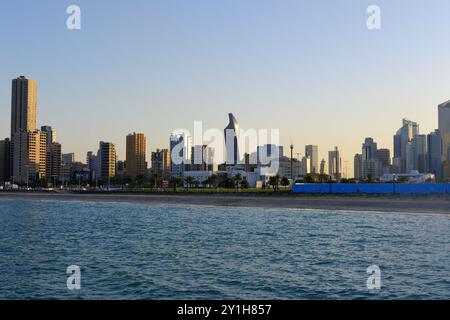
[
  {"x1": 99, "y1": 141, "x2": 116, "y2": 180},
  {"x1": 126, "y1": 133, "x2": 147, "y2": 177},
  {"x1": 12, "y1": 130, "x2": 46, "y2": 184}
]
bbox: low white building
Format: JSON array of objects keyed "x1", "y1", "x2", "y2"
[{"x1": 380, "y1": 170, "x2": 435, "y2": 183}]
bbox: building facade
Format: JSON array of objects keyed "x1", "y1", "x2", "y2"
[
  {"x1": 41, "y1": 126, "x2": 56, "y2": 146},
  {"x1": 169, "y1": 134, "x2": 192, "y2": 177},
  {"x1": 46, "y1": 142, "x2": 62, "y2": 181},
  {"x1": 12, "y1": 130, "x2": 46, "y2": 184},
  {"x1": 151, "y1": 149, "x2": 170, "y2": 179},
  {"x1": 98, "y1": 142, "x2": 116, "y2": 180},
  {"x1": 126, "y1": 132, "x2": 147, "y2": 177},
  {"x1": 305, "y1": 145, "x2": 319, "y2": 174},
  {"x1": 0, "y1": 139, "x2": 11, "y2": 183},
  {"x1": 427, "y1": 130, "x2": 442, "y2": 180},
  {"x1": 224, "y1": 113, "x2": 240, "y2": 165},
  {"x1": 438, "y1": 101, "x2": 450, "y2": 180},
  {"x1": 393, "y1": 119, "x2": 419, "y2": 173},
  {"x1": 328, "y1": 147, "x2": 341, "y2": 180}
]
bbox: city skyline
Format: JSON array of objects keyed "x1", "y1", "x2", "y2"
[
  {"x1": 0, "y1": 75, "x2": 448, "y2": 181},
  {"x1": 2, "y1": 1, "x2": 450, "y2": 174}
]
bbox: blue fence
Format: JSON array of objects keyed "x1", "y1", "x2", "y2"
[{"x1": 293, "y1": 183, "x2": 450, "y2": 195}]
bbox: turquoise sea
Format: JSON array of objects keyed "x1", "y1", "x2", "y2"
[{"x1": 0, "y1": 199, "x2": 449, "y2": 299}]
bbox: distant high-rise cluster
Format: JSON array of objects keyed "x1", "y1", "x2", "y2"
[
  {"x1": 1, "y1": 76, "x2": 450, "y2": 187},
  {"x1": 353, "y1": 104, "x2": 450, "y2": 182}
]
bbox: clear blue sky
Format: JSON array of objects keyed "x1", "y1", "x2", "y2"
[{"x1": 1, "y1": 0, "x2": 449, "y2": 175}]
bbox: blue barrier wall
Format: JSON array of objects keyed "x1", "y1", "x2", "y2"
[
  {"x1": 394, "y1": 183, "x2": 448, "y2": 194},
  {"x1": 293, "y1": 183, "x2": 450, "y2": 194},
  {"x1": 358, "y1": 184, "x2": 395, "y2": 194},
  {"x1": 331, "y1": 184, "x2": 358, "y2": 193},
  {"x1": 292, "y1": 184, "x2": 330, "y2": 193}
]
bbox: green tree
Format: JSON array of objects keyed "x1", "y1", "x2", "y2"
[
  {"x1": 281, "y1": 176, "x2": 290, "y2": 189},
  {"x1": 224, "y1": 177, "x2": 235, "y2": 189},
  {"x1": 269, "y1": 175, "x2": 281, "y2": 191},
  {"x1": 241, "y1": 179, "x2": 250, "y2": 189},
  {"x1": 305, "y1": 174, "x2": 314, "y2": 183}
]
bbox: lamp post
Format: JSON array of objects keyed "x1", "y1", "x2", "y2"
[{"x1": 290, "y1": 144, "x2": 294, "y2": 183}]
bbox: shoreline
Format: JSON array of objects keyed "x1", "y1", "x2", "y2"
[{"x1": 1, "y1": 192, "x2": 449, "y2": 214}]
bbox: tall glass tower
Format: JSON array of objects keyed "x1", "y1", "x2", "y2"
[{"x1": 224, "y1": 113, "x2": 240, "y2": 165}]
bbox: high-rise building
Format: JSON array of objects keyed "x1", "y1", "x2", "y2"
[
  {"x1": 411, "y1": 134, "x2": 427, "y2": 173},
  {"x1": 151, "y1": 149, "x2": 170, "y2": 178},
  {"x1": 86, "y1": 151, "x2": 100, "y2": 181},
  {"x1": 305, "y1": 145, "x2": 319, "y2": 174},
  {"x1": 328, "y1": 147, "x2": 341, "y2": 180},
  {"x1": 438, "y1": 101, "x2": 450, "y2": 179},
  {"x1": 169, "y1": 133, "x2": 192, "y2": 177},
  {"x1": 361, "y1": 138, "x2": 378, "y2": 179},
  {"x1": 224, "y1": 113, "x2": 240, "y2": 165},
  {"x1": 11, "y1": 76, "x2": 37, "y2": 137},
  {"x1": 376, "y1": 149, "x2": 391, "y2": 169},
  {"x1": 0, "y1": 138, "x2": 11, "y2": 183},
  {"x1": 10, "y1": 76, "x2": 37, "y2": 179},
  {"x1": 354, "y1": 154, "x2": 362, "y2": 180},
  {"x1": 393, "y1": 119, "x2": 419, "y2": 173},
  {"x1": 257, "y1": 144, "x2": 284, "y2": 168},
  {"x1": 98, "y1": 142, "x2": 116, "y2": 180},
  {"x1": 41, "y1": 126, "x2": 56, "y2": 146},
  {"x1": 126, "y1": 132, "x2": 147, "y2": 177},
  {"x1": 62, "y1": 153, "x2": 75, "y2": 165},
  {"x1": 46, "y1": 142, "x2": 62, "y2": 180},
  {"x1": 12, "y1": 130, "x2": 46, "y2": 184},
  {"x1": 189, "y1": 145, "x2": 215, "y2": 171},
  {"x1": 427, "y1": 130, "x2": 442, "y2": 180},
  {"x1": 301, "y1": 156, "x2": 311, "y2": 175},
  {"x1": 319, "y1": 159, "x2": 326, "y2": 175}
]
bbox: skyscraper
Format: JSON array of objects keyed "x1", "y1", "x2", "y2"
[
  {"x1": 151, "y1": 149, "x2": 170, "y2": 178},
  {"x1": 354, "y1": 154, "x2": 362, "y2": 180},
  {"x1": 427, "y1": 130, "x2": 442, "y2": 180},
  {"x1": 169, "y1": 133, "x2": 192, "y2": 177},
  {"x1": 393, "y1": 119, "x2": 419, "y2": 173},
  {"x1": 46, "y1": 142, "x2": 62, "y2": 181},
  {"x1": 0, "y1": 138, "x2": 11, "y2": 183},
  {"x1": 376, "y1": 149, "x2": 391, "y2": 168},
  {"x1": 328, "y1": 147, "x2": 341, "y2": 180},
  {"x1": 62, "y1": 153, "x2": 75, "y2": 165},
  {"x1": 126, "y1": 132, "x2": 147, "y2": 177},
  {"x1": 86, "y1": 151, "x2": 100, "y2": 181},
  {"x1": 305, "y1": 145, "x2": 318, "y2": 174},
  {"x1": 98, "y1": 142, "x2": 116, "y2": 180},
  {"x1": 320, "y1": 159, "x2": 326, "y2": 175},
  {"x1": 224, "y1": 113, "x2": 240, "y2": 165},
  {"x1": 411, "y1": 134, "x2": 427, "y2": 173},
  {"x1": 438, "y1": 101, "x2": 450, "y2": 179},
  {"x1": 41, "y1": 126, "x2": 56, "y2": 146},
  {"x1": 10, "y1": 76, "x2": 37, "y2": 180},
  {"x1": 11, "y1": 76, "x2": 37, "y2": 137},
  {"x1": 361, "y1": 138, "x2": 381, "y2": 179}
]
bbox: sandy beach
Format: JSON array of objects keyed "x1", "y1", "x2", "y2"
[{"x1": 1, "y1": 191, "x2": 449, "y2": 214}]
